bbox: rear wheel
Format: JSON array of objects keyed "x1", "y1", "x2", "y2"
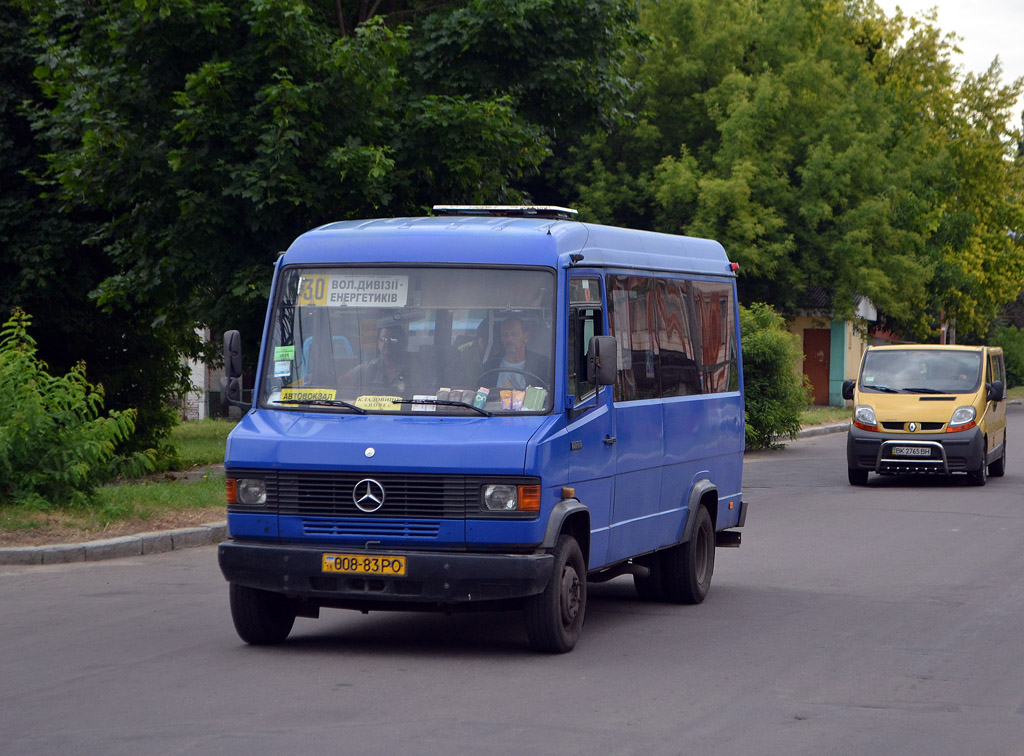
[
  {"x1": 848, "y1": 468, "x2": 868, "y2": 486},
  {"x1": 229, "y1": 583, "x2": 297, "y2": 645},
  {"x1": 662, "y1": 505, "x2": 715, "y2": 604},
  {"x1": 525, "y1": 535, "x2": 587, "y2": 653}
]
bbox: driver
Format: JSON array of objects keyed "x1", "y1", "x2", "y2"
[
  {"x1": 342, "y1": 324, "x2": 411, "y2": 392},
  {"x1": 480, "y1": 317, "x2": 549, "y2": 390}
]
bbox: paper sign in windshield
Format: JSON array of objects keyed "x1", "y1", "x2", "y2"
[
  {"x1": 354, "y1": 395, "x2": 401, "y2": 412},
  {"x1": 280, "y1": 388, "x2": 337, "y2": 402},
  {"x1": 298, "y1": 274, "x2": 409, "y2": 308}
]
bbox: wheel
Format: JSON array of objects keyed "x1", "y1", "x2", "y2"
[
  {"x1": 525, "y1": 535, "x2": 587, "y2": 653},
  {"x1": 968, "y1": 454, "x2": 988, "y2": 487},
  {"x1": 989, "y1": 440, "x2": 1006, "y2": 477},
  {"x1": 633, "y1": 559, "x2": 666, "y2": 601},
  {"x1": 229, "y1": 583, "x2": 297, "y2": 645},
  {"x1": 662, "y1": 505, "x2": 715, "y2": 604},
  {"x1": 848, "y1": 468, "x2": 868, "y2": 486}
]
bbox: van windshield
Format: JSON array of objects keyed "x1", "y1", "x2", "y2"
[
  {"x1": 259, "y1": 266, "x2": 555, "y2": 414},
  {"x1": 860, "y1": 350, "x2": 982, "y2": 394}
]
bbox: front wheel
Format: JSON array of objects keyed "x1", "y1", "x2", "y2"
[
  {"x1": 525, "y1": 535, "x2": 587, "y2": 653},
  {"x1": 989, "y1": 440, "x2": 1006, "y2": 477},
  {"x1": 229, "y1": 583, "x2": 297, "y2": 645},
  {"x1": 662, "y1": 505, "x2": 715, "y2": 604},
  {"x1": 848, "y1": 468, "x2": 868, "y2": 486},
  {"x1": 968, "y1": 448, "x2": 988, "y2": 487}
]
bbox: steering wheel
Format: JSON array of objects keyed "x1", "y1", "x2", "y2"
[{"x1": 476, "y1": 367, "x2": 550, "y2": 391}]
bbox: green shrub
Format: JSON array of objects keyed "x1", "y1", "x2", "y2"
[
  {"x1": 0, "y1": 309, "x2": 152, "y2": 508},
  {"x1": 740, "y1": 303, "x2": 811, "y2": 449},
  {"x1": 990, "y1": 325, "x2": 1024, "y2": 388}
]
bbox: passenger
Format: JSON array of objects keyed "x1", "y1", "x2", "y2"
[
  {"x1": 342, "y1": 324, "x2": 411, "y2": 392},
  {"x1": 480, "y1": 317, "x2": 549, "y2": 389},
  {"x1": 458, "y1": 320, "x2": 490, "y2": 386}
]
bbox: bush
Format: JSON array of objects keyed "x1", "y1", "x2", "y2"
[
  {"x1": 740, "y1": 303, "x2": 811, "y2": 449},
  {"x1": 990, "y1": 325, "x2": 1024, "y2": 388},
  {"x1": 0, "y1": 309, "x2": 151, "y2": 508}
]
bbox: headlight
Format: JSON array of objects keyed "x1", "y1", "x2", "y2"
[
  {"x1": 947, "y1": 405, "x2": 977, "y2": 432},
  {"x1": 482, "y1": 484, "x2": 518, "y2": 511},
  {"x1": 854, "y1": 405, "x2": 877, "y2": 430},
  {"x1": 235, "y1": 478, "x2": 267, "y2": 505},
  {"x1": 481, "y1": 484, "x2": 541, "y2": 513}
]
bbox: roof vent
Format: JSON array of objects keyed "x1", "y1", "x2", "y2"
[{"x1": 432, "y1": 205, "x2": 578, "y2": 220}]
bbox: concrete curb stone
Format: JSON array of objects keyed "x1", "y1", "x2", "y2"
[{"x1": 0, "y1": 522, "x2": 226, "y2": 566}]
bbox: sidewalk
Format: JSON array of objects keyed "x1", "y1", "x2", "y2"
[{"x1": 1, "y1": 422, "x2": 854, "y2": 566}]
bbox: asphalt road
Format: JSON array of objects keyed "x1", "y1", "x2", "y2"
[{"x1": 2, "y1": 407, "x2": 1023, "y2": 756}]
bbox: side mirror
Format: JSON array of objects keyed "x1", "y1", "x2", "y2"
[
  {"x1": 221, "y1": 330, "x2": 247, "y2": 410},
  {"x1": 842, "y1": 379, "x2": 855, "y2": 401},
  {"x1": 987, "y1": 380, "x2": 1005, "y2": 402},
  {"x1": 586, "y1": 335, "x2": 617, "y2": 387}
]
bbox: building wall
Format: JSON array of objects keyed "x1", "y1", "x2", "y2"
[{"x1": 788, "y1": 316, "x2": 868, "y2": 407}]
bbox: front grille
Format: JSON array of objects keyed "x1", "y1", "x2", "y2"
[
  {"x1": 880, "y1": 421, "x2": 945, "y2": 431},
  {"x1": 273, "y1": 471, "x2": 475, "y2": 518}
]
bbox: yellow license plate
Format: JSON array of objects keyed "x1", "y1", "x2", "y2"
[{"x1": 322, "y1": 553, "x2": 407, "y2": 576}]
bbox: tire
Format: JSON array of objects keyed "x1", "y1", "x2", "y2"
[
  {"x1": 229, "y1": 583, "x2": 297, "y2": 645},
  {"x1": 848, "y1": 468, "x2": 868, "y2": 486},
  {"x1": 662, "y1": 505, "x2": 715, "y2": 605},
  {"x1": 968, "y1": 454, "x2": 988, "y2": 487},
  {"x1": 525, "y1": 535, "x2": 587, "y2": 653},
  {"x1": 989, "y1": 440, "x2": 1006, "y2": 478}
]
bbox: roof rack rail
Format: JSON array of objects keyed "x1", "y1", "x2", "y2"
[{"x1": 432, "y1": 204, "x2": 578, "y2": 220}]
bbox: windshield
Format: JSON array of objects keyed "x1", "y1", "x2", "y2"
[
  {"x1": 259, "y1": 266, "x2": 555, "y2": 415},
  {"x1": 860, "y1": 350, "x2": 982, "y2": 394}
]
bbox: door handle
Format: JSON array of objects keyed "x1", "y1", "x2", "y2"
[{"x1": 604, "y1": 435, "x2": 617, "y2": 445}]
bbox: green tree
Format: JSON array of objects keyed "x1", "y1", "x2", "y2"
[{"x1": 10, "y1": 0, "x2": 642, "y2": 443}]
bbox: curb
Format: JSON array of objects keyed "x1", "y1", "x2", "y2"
[
  {"x1": 796, "y1": 422, "x2": 850, "y2": 438},
  {"x1": 0, "y1": 522, "x2": 226, "y2": 566}
]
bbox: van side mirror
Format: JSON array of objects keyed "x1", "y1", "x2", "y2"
[
  {"x1": 842, "y1": 379, "x2": 855, "y2": 401},
  {"x1": 587, "y1": 335, "x2": 617, "y2": 387},
  {"x1": 220, "y1": 330, "x2": 249, "y2": 410},
  {"x1": 987, "y1": 380, "x2": 1005, "y2": 402}
]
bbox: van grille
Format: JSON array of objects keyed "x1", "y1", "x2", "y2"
[
  {"x1": 272, "y1": 471, "x2": 475, "y2": 518},
  {"x1": 880, "y1": 422, "x2": 945, "y2": 431}
]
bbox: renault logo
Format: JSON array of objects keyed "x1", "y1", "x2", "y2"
[
  {"x1": 908, "y1": 422, "x2": 917, "y2": 432},
  {"x1": 353, "y1": 479, "x2": 385, "y2": 513}
]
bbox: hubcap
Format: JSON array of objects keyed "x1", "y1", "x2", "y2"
[{"x1": 560, "y1": 565, "x2": 581, "y2": 625}]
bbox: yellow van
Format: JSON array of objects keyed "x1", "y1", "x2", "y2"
[{"x1": 842, "y1": 345, "x2": 1007, "y2": 486}]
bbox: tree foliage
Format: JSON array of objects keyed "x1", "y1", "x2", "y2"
[
  {"x1": 0, "y1": 310, "x2": 150, "y2": 509},
  {"x1": 739, "y1": 303, "x2": 811, "y2": 449},
  {"x1": 6, "y1": 0, "x2": 642, "y2": 443},
  {"x1": 568, "y1": 0, "x2": 1024, "y2": 340}
]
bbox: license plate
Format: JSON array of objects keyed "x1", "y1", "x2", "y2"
[
  {"x1": 322, "y1": 553, "x2": 407, "y2": 576},
  {"x1": 892, "y1": 446, "x2": 930, "y2": 457}
]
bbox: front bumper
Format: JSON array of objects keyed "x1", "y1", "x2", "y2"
[
  {"x1": 219, "y1": 541, "x2": 554, "y2": 610},
  {"x1": 846, "y1": 424, "x2": 984, "y2": 475}
]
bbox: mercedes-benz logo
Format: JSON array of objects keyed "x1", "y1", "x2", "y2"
[
  {"x1": 908, "y1": 422, "x2": 917, "y2": 432},
  {"x1": 353, "y1": 479, "x2": 385, "y2": 513}
]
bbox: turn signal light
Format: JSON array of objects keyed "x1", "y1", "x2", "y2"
[{"x1": 519, "y1": 485, "x2": 542, "y2": 511}]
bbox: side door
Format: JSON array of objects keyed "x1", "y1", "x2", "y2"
[
  {"x1": 564, "y1": 275, "x2": 615, "y2": 569},
  {"x1": 987, "y1": 350, "x2": 1007, "y2": 456}
]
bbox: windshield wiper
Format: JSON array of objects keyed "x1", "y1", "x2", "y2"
[
  {"x1": 281, "y1": 399, "x2": 367, "y2": 414},
  {"x1": 903, "y1": 387, "x2": 947, "y2": 394},
  {"x1": 864, "y1": 384, "x2": 899, "y2": 393},
  {"x1": 392, "y1": 398, "x2": 491, "y2": 416}
]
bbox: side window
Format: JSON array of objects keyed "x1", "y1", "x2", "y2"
[
  {"x1": 657, "y1": 279, "x2": 699, "y2": 396},
  {"x1": 691, "y1": 280, "x2": 737, "y2": 394},
  {"x1": 568, "y1": 277, "x2": 603, "y2": 403},
  {"x1": 608, "y1": 275, "x2": 659, "y2": 401}
]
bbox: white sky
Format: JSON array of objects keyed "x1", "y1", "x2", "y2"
[{"x1": 874, "y1": 0, "x2": 1024, "y2": 123}]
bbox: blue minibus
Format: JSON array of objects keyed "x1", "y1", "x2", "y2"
[{"x1": 218, "y1": 205, "x2": 746, "y2": 652}]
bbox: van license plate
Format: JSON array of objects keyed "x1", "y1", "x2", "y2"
[
  {"x1": 322, "y1": 553, "x2": 407, "y2": 576},
  {"x1": 892, "y1": 446, "x2": 930, "y2": 457}
]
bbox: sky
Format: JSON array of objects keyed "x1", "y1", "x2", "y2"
[{"x1": 874, "y1": 0, "x2": 1024, "y2": 122}]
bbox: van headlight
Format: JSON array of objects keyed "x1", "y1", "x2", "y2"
[
  {"x1": 481, "y1": 483, "x2": 541, "y2": 513},
  {"x1": 947, "y1": 406, "x2": 977, "y2": 432},
  {"x1": 228, "y1": 478, "x2": 267, "y2": 505},
  {"x1": 853, "y1": 405, "x2": 877, "y2": 431}
]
